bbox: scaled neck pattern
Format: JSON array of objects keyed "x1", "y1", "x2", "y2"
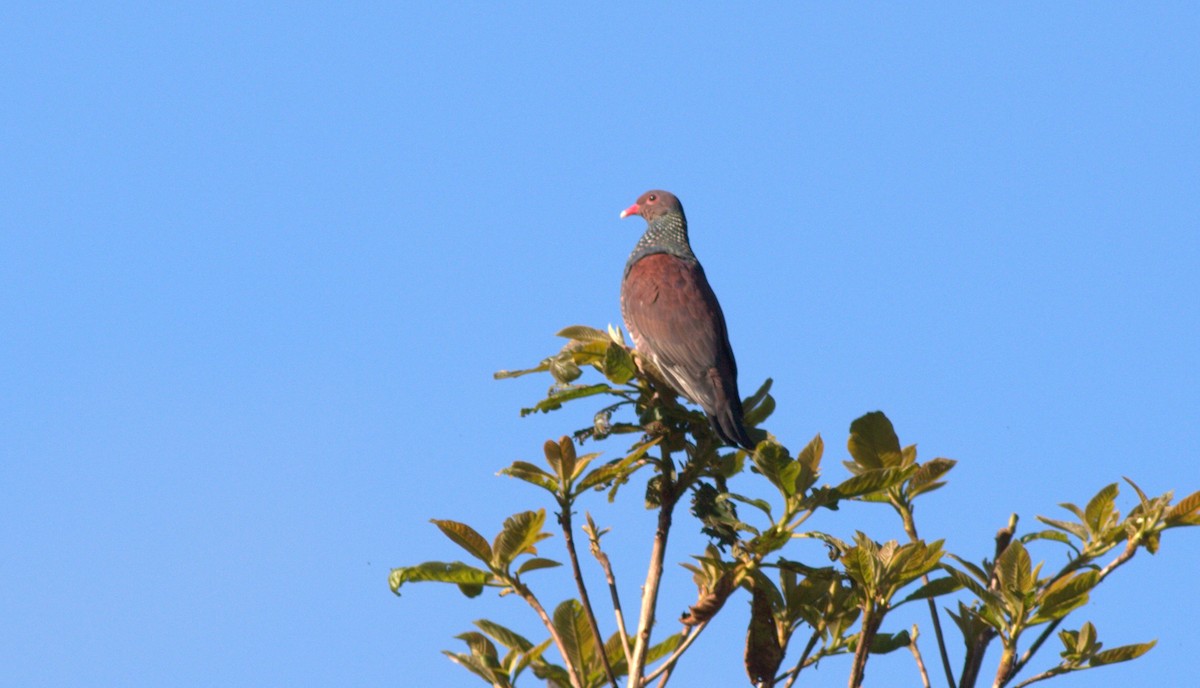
[{"x1": 624, "y1": 212, "x2": 696, "y2": 277}]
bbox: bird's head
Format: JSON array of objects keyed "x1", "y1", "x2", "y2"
[{"x1": 620, "y1": 190, "x2": 683, "y2": 222}]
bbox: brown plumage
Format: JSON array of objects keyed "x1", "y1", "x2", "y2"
[{"x1": 619, "y1": 190, "x2": 754, "y2": 450}]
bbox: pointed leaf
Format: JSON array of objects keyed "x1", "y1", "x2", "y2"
[
  {"x1": 908, "y1": 458, "x2": 956, "y2": 497},
  {"x1": 1166, "y1": 490, "x2": 1200, "y2": 526},
  {"x1": 516, "y1": 557, "x2": 562, "y2": 575},
  {"x1": 493, "y1": 510, "x2": 550, "y2": 569},
  {"x1": 602, "y1": 342, "x2": 636, "y2": 384},
  {"x1": 870, "y1": 630, "x2": 912, "y2": 654},
  {"x1": 1036, "y1": 515, "x2": 1089, "y2": 541},
  {"x1": 1090, "y1": 640, "x2": 1156, "y2": 666},
  {"x1": 557, "y1": 437, "x2": 577, "y2": 484},
  {"x1": 898, "y1": 576, "x2": 962, "y2": 605},
  {"x1": 521, "y1": 383, "x2": 613, "y2": 416},
  {"x1": 1084, "y1": 483, "x2": 1120, "y2": 534},
  {"x1": 751, "y1": 440, "x2": 793, "y2": 496},
  {"x1": 389, "y1": 561, "x2": 491, "y2": 596},
  {"x1": 432, "y1": 519, "x2": 494, "y2": 564},
  {"x1": 553, "y1": 599, "x2": 594, "y2": 677},
  {"x1": 444, "y1": 650, "x2": 502, "y2": 684},
  {"x1": 835, "y1": 467, "x2": 909, "y2": 499},
  {"x1": 797, "y1": 434, "x2": 824, "y2": 472},
  {"x1": 501, "y1": 461, "x2": 558, "y2": 493},
  {"x1": 475, "y1": 619, "x2": 535, "y2": 653},
  {"x1": 556, "y1": 325, "x2": 611, "y2": 342},
  {"x1": 996, "y1": 540, "x2": 1034, "y2": 596}
]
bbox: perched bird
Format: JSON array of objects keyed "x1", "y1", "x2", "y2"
[{"x1": 619, "y1": 190, "x2": 755, "y2": 451}]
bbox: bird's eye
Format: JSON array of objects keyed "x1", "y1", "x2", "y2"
[{"x1": 648, "y1": 194, "x2": 657, "y2": 202}]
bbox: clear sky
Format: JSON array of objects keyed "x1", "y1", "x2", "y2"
[{"x1": 3, "y1": 4, "x2": 1198, "y2": 687}]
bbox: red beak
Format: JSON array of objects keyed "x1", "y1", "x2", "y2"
[{"x1": 619, "y1": 203, "x2": 640, "y2": 219}]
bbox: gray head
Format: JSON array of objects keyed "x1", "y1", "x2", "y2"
[{"x1": 620, "y1": 190, "x2": 695, "y2": 272}]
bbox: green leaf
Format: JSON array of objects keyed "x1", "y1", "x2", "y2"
[
  {"x1": 500, "y1": 461, "x2": 558, "y2": 493},
  {"x1": 741, "y1": 378, "x2": 773, "y2": 418},
  {"x1": 389, "y1": 561, "x2": 491, "y2": 596},
  {"x1": 444, "y1": 649, "x2": 503, "y2": 685},
  {"x1": 942, "y1": 564, "x2": 995, "y2": 605},
  {"x1": 1033, "y1": 570, "x2": 1099, "y2": 624},
  {"x1": 602, "y1": 343, "x2": 636, "y2": 385},
  {"x1": 743, "y1": 393, "x2": 776, "y2": 428},
  {"x1": 432, "y1": 519, "x2": 494, "y2": 564},
  {"x1": 1036, "y1": 515, "x2": 1089, "y2": 541},
  {"x1": 797, "y1": 434, "x2": 823, "y2": 472},
  {"x1": 995, "y1": 540, "x2": 1034, "y2": 596},
  {"x1": 835, "y1": 467, "x2": 909, "y2": 499},
  {"x1": 548, "y1": 355, "x2": 583, "y2": 383},
  {"x1": 521, "y1": 383, "x2": 613, "y2": 416},
  {"x1": 869, "y1": 630, "x2": 912, "y2": 654},
  {"x1": 493, "y1": 510, "x2": 550, "y2": 569},
  {"x1": 847, "y1": 411, "x2": 902, "y2": 470},
  {"x1": 475, "y1": 619, "x2": 535, "y2": 653},
  {"x1": 646, "y1": 633, "x2": 683, "y2": 664},
  {"x1": 751, "y1": 440, "x2": 794, "y2": 496},
  {"x1": 908, "y1": 458, "x2": 956, "y2": 497},
  {"x1": 556, "y1": 325, "x2": 611, "y2": 342},
  {"x1": 516, "y1": 557, "x2": 563, "y2": 575},
  {"x1": 1084, "y1": 483, "x2": 1120, "y2": 534},
  {"x1": 1090, "y1": 640, "x2": 1156, "y2": 666},
  {"x1": 898, "y1": 576, "x2": 962, "y2": 605},
  {"x1": 725, "y1": 492, "x2": 774, "y2": 519},
  {"x1": 1166, "y1": 489, "x2": 1200, "y2": 526},
  {"x1": 553, "y1": 600, "x2": 594, "y2": 678}
]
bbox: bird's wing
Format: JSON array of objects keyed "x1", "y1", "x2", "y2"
[{"x1": 620, "y1": 253, "x2": 738, "y2": 411}]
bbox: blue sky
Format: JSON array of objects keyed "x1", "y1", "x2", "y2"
[{"x1": 3, "y1": 4, "x2": 1198, "y2": 687}]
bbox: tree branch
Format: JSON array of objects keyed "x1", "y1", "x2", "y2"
[
  {"x1": 781, "y1": 630, "x2": 821, "y2": 688},
  {"x1": 909, "y1": 626, "x2": 933, "y2": 688},
  {"x1": 560, "y1": 505, "x2": 618, "y2": 687},
  {"x1": 895, "y1": 499, "x2": 956, "y2": 688},
  {"x1": 514, "y1": 582, "x2": 585, "y2": 688},
  {"x1": 645, "y1": 619, "x2": 710, "y2": 686},
  {"x1": 629, "y1": 444, "x2": 679, "y2": 686},
  {"x1": 587, "y1": 513, "x2": 634, "y2": 671}
]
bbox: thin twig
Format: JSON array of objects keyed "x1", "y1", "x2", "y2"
[
  {"x1": 895, "y1": 500, "x2": 956, "y2": 688},
  {"x1": 644, "y1": 619, "x2": 711, "y2": 684},
  {"x1": 1011, "y1": 667, "x2": 1065, "y2": 688},
  {"x1": 781, "y1": 630, "x2": 821, "y2": 688},
  {"x1": 560, "y1": 505, "x2": 618, "y2": 687},
  {"x1": 587, "y1": 513, "x2": 634, "y2": 670},
  {"x1": 515, "y1": 582, "x2": 585, "y2": 688},
  {"x1": 909, "y1": 626, "x2": 932, "y2": 688}
]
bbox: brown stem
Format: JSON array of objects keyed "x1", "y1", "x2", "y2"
[
  {"x1": 645, "y1": 619, "x2": 710, "y2": 686},
  {"x1": 630, "y1": 446, "x2": 678, "y2": 686},
  {"x1": 909, "y1": 627, "x2": 932, "y2": 688},
  {"x1": 781, "y1": 630, "x2": 821, "y2": 688},
  {"x1": 560, "y1": 505, "x2": 618, "y2": 687},
  {"x1": 896, "y1": 500, "x2": 956, "y2": 688},
  {"x1": 587, "y1": 513, "x2": 634, "y2": 670},
  {"x1": 849, "y1": 604, "x2": 884, "y2": 688},
  {"x1": 992, "y1": 647, "x2": 1017, "y2": 688},
  {"x1": 516, "y1": 582, "x2": 585, "y2": 688}
]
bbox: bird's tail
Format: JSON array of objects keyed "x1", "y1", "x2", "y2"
[{"x1": 707, "y1": 404, "x2": 756, "y2": 452}]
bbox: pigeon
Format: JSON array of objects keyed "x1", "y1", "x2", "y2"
[{"x1": 619, "y1": 190, "x2": 755, "y2": 451}]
